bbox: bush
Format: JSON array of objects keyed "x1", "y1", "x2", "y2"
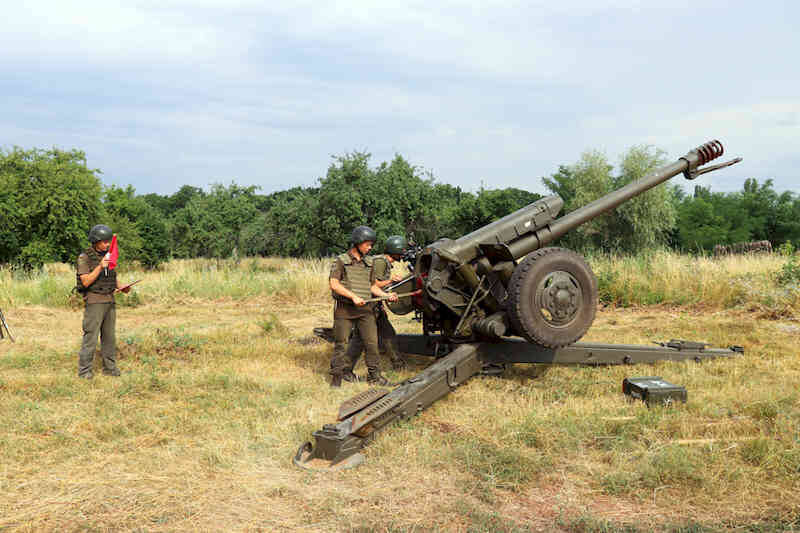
[
  {"x1": 15, "y1": 241, "x2": 56, "y2": 271},
  {"x1": 775, "y1": 255, "x2": 800, "y2": 286},
  {"x1": 777, "y1": 241, "x2": 795, "y2": 256}
]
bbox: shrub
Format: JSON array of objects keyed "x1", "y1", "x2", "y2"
[
  {"x1": 775, "y1": 255, "x2": 800, "y2": 286},
  {"x1": 15, "y1": 241, "x2": 56, "y2": 271}
]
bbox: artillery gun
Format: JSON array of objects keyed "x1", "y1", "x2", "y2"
[{"x1": 295, "y1": 140, "x2": 743, "y2": 470}]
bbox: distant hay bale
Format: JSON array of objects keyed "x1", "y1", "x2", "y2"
[{"x1": 714, "y1": 240, "x2": 772, "y2": 257}]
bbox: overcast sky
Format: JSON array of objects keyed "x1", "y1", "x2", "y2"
[{"x1": 1, "y1": 1, "x2": 797, "y2": 196}]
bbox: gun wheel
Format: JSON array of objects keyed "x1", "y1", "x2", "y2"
[{"x1": 507, "y1": 247, "x2": 597, "y2": 348}]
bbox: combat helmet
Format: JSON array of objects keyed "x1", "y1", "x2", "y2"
[
  {"x1": 88, "y1": 224, "x2": 113, "y2": 243},
  {"x1": 350, "y1": 225, "x2": 377, "y2": 245},
  {"x1": 385, "y1": 235, "x2": 407, "y2": 255}
]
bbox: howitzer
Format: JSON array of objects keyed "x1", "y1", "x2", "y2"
[
  {"x1": 295, "y1": 140, "x2": 744, "y2": 470},
  {"x1": 387, "y1": 140, "x2": 741, "y2": 346}
]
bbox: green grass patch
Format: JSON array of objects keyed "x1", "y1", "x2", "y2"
[
  {"x1": 447, "y1": 434, "x2": 549, "y2": 491},
  {"x1": 257, "y1": 313, "x2": 289, "y2": 336}
]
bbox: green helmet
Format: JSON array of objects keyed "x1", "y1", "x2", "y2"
[
  {"x1": 385, "y1": 235, "x2": 407, "y2": 255},
  {"x1": 350, "y1": 225, "x2": 376, "y2": 245},
  {"x1": 88, "y1": 224, "x2": 113, "y2": 243}
]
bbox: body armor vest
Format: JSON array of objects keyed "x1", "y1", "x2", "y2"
[
  {"x1": 76, "y1": 247, "x2": 117, "y2": 295},
  {"x1": 334, "y1": 253, "x2": 374, "y2": 301},
  {"x1": 373, "y1": 255, "x2": 390, "y2": 282}
]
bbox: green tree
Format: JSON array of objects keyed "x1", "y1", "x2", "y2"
[
  {"x1": 772, "y1": 191, "x2": 800, "y2": 248},
  {"x1": 609, "y1": 145, "x2": 676, "y2": 252},
  {"x1": 0, "y1": 147, "x2": 103, "y2": 268},
  {"x1": 170, "y1": 183, "x2": 260, "y2": 258},
  {"x1": 140, "y1": 192, "x2": 171, "y2": 217},
  {"x1": 676, "y1": 195, "x2": 727, "y2": 252},
  {"x1": 309, "y1": 152, "x2": 465, "y2": 254},
  {"x1": 168, "y1": 185, "x2": 205, "y2": 213},
  {"x1": 103, "y1": 185, "x2": 169, "y2": 268},
  {"x1": 542, "y1": 145, "x2": 677, "y2": 253},
  {"x1": 541, "y1": 165, "x2": 577, "y2": 208},
  {"x1": 543, "y1": 149, "x2": 613, "y2": 251},
  {"x1": 240, "y1": 187, "x2": 323, "y2": 257},
  {"x1": 740, "y1": 178, "x2": 778, "y2": 242}
]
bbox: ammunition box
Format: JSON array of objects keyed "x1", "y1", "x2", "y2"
[{"x1": 622, "y1": 376, "x2": 687, "y2": 407}]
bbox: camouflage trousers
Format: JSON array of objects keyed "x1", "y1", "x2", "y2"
[
  {"x1": 78, "y1": 302, "x2": 118, "y2": 377},
  {"x1": 330, "y1": 313, "x2": 379, "y2": 377},
  {"x1": 345, "y1": 309, "x2": 402, "y2": 371}
]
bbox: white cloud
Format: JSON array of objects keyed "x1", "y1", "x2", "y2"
[
  {"x1": 0, "y1": 0, "x2": 798, "y2": 195},
  {"x1": 0, "y1": 1, "x2": 692, "y2": 79},
  {"x1": 0, "y1": 2, "x2": 244, "y2": 68}
]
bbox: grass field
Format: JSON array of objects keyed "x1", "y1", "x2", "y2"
[{"x1": 0, "y1": 253, "x2": 798, "y2": 532}]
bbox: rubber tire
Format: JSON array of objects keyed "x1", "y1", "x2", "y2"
[{"x1": 506, "y1": 247, "x2": 597, "y2": 348}]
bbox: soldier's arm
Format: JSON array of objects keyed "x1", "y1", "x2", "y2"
[
  {"x1": 374, "y1": 270, "x2": 403, "y2": 287},
  {"x1": 330, "y1": 259, "x2": 365, "y2": 306},
  {"x1": 370, "y1": 283, "x2": 398, "y2": 302},
  {"x1": 330, "y1": 278, "x2": 365, "y2": 306},
  {"x1": 116, "y1": 279, "x2": 131, "y2": 293},
  {"x1": 78, "y1": 255, "x2": 110, "y2": 288}
]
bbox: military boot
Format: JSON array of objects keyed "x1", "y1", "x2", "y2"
[
  {"x1": 366, "y1": 370, "x2": 395, "y2": 387},
  {"x1": 342, "y1": 370, "x2": 360, "y2": 383},
  {"x1": 330, "y1": 374, "x2": 343, "y2": 388}
]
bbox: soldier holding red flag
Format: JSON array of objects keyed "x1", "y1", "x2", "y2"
[{"x1": 75, "y1": 224, "x2": 131, "y2": 379}]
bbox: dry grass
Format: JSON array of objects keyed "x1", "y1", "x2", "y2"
[
  {"x1": 0, "y1": 255, "x2": 798, "y2": 532},
  {"x1": 0, "y1": 257, "x2": 332, "y2": 309},
  {"x1": 592, "y1": 250, "x2": 800, "y2": 316}
]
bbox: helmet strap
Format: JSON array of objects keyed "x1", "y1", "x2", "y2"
[{"x1": 356, "y1": 241, "x2": 373, "y2": 257}]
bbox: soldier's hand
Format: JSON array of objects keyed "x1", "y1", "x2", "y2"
[
  {"x1": 390, "y1": 273, "x2": 404, "y2": 282},
  {"x1": 352, "y1": 295, "x2": 366, "y2": 306},
  {"x1": 387, "y1": 292, "x2": 398, "y2": 302},
  {"x1": 100, "y1": 256, "x2": 111, "y2": 269}
]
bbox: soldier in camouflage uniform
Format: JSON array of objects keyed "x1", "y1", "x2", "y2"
[
  {"x1": 75, "y1": 224, "x2": 130, "y2": 379},
  {"x1": 343, "y1": 235, "x2": 408, "y2": 381},
  {"x1": 328, "y1": 226, "x2": 398, "y2": 388}
]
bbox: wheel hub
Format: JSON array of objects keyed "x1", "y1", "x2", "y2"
[{"x1": 537, "y1": 271, "x2": 582, "y2": 326}]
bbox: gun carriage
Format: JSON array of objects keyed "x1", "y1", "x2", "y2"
[{"x1": 296, "y1": 140, "x2": 743, "y2": 470}]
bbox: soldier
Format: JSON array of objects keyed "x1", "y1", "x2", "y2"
[
  {"x1": 75, "y1": 224, "x2": 130, "y2": 379},
  {"x1": 329, "y1": 226, "x2": 397, "y2": 388},
  {"x1": 343, "y1": 235, "x2": 408, "y2": 381}
]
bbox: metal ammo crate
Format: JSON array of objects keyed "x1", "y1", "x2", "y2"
[{"x1": 622, "y1": 376, "x2": 687, "y2": 407}]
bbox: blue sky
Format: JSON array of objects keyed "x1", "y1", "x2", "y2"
[{"x1": 2, "y1": 1, "x2": 797, "y2": 196}]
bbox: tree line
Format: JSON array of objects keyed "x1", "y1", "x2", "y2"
[{"x1": 1, "y1": 146, "x2": 798, "y2": 270}]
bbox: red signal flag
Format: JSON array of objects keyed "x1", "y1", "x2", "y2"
[{"x1": 107, "y1": 234, "x2": 119, "y2": 271}]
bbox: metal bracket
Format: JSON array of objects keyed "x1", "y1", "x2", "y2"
[
  {"x1": 434, "y1": 341, "x2": 451, "y2": 358},
  {"x1": 684, "y1": 157, "x2": 742, "y2": 180},
  {"x1": 654, "y1": 339, "x2": 708, "y2": 351}
]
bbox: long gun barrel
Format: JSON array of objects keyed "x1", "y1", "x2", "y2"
[
  {"x1": 389, "y1": 140, "x2": 741, "y2": 346},
  {"x1": 510, "y1": 140, "x2": 740, "y2": 257},
  {"x1": 432, "y1": 140, "x2": 737, "y2": 264}
]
